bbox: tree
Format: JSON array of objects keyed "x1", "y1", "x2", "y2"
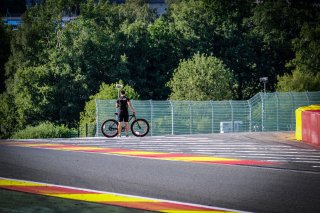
[
  {"x1": 167, "y1": 53, "x2": 234, "y2": 101},
  {"x1": 0, "y1": 93, "x2": 17, "y2": 138},
  {"x1": 114, "y1": 0, "x2": 158, "y2": 99},
  {"x1": 1, "y1": 0, "x2": 65, "y2": 136},
  {"x1": 276, "y1": 69, "x2": 320, "y2": 92},
  {"x1": 59, "y1": 0, "x2": 159, "y2": 99},
  {"x1": 165, "y1": 0, "x2": 276, "y2": 99},
  {"x1": 146, "y1": 16, "x2": 184, "y2": 99},
  {"x1": 288, "y1": 23, "x2": 320, "y2": 76},
  {"x1": 249, "y1": 0, "x2": 320, "y2": 92},
  {"x1": 277, "y1": 23, "x2": 320, "y2": 92},
  {"x1": 11, "y1": 62, "x2": 88, "y2": 126},
  {"x1": 0, "y1": 17, "x2": 10, "y2": 93}
]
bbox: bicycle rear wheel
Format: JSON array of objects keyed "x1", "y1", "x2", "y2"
[
  {"x1": 131, "y1": 119, "x2": 149, "y2": 137},
  {"x1": 101, "y1": 119, "x2": 118, "y2": 137}
]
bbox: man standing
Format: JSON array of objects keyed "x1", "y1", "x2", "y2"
[{"x1": 116, "y1": 90, "x2": 136, "y2": 137}]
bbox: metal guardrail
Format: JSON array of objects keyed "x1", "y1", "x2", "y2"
[{"x1": 94, "y1": 91, "x2": 320, "y2": 137}]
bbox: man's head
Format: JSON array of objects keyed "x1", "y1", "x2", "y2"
[{"x1": 120, "y1": 90, "x2": 125, "y2": 96}]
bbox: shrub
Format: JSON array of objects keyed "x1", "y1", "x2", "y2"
[
  {"x1": 11, "y1": 122, "x2": 77, "y2": 139},
  {"x1": 167, "y1": 53, "x2": 234, "y2": 101}
]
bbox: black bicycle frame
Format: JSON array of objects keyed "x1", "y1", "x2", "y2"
[{"x1": 114, "y1": 113, "x2": 138, "y2": 132}]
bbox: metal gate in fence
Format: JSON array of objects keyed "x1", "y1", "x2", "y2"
[{"x1": 95, "y1": 91, "x2": 320, "y2": 137}]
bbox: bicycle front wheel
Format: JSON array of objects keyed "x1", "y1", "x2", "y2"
[
  {"x1": 131, "y1": 119, "x2": 150, "y2": 137},
  {"x1": 101, "y1": 119, "x2": 118, "y2": 138}
]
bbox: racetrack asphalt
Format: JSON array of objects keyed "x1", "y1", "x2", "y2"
[{"x1": 0, "y1": 131, "x2": 320, "y2": 212}]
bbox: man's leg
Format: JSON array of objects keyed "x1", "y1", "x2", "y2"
[
  {"x1": 125, "y1": 122, "x2": 129, "y2": 136},
  {"x1": 124, "y1": 113, "x2": 129, "y2": 137},
  {"x1": 118, "y1": 121, "x2": 122, "y2": 136}
]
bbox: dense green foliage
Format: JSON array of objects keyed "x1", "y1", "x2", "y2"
[
  {"x1": 0, "y1": 93, "x2": 17, "y2": 138},
  {"x1": 168, "y1": 53, "x2": 233, "y2": 100},
  {"x1": 277, "y1": 10, "x2": 320, "y2": 92},
  {"x1": 250, "y1": 1, "x2": 320, "y2": 93},
  {"x1": 0, "y1": 18, "x2": 10, "y2": 93},
  {"x1": 277, "y1": 69, "x2": 320, "y2": 92},
  {"x1": 1, "y1": 0, "x2": 319, "y2": 138},
  {"x1": 166, "y1": 0, "x2": 256, "y2": 99},
  {"x1": 11, "y1": 122, "x2": 77, "y2": 139}
]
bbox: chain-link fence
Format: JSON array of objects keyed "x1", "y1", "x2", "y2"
[{"x1": 95, "y1": 91, "x2": 320, "y2": 137}]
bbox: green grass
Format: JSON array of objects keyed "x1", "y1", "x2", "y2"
[{"x1": 0, "y1": 189, "x2": 152, "y2": 213}]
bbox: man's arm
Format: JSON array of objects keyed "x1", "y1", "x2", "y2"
[{"x1": 128, "y1": 100, "x2": 136, "y2": 114}]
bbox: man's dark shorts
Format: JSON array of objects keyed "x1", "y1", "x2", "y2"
[{"x1": 118, "y1": 111, "x2": 129, "y2": 122}]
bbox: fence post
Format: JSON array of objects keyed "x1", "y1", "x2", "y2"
[
  {"x1": 229, "y1": 100, "x2": 234, "y2": 132},
  {"x1": 259, "y1": 92, "x2": 264, "y2": 131},
  {"x1": 247, "y1": 100, "x2": 252, "y2": 132},
  {"x1": 189, "y1": 101, "x2": 192, "y2": 135},
  {"x1": 95, "y1": 99, "x2": 99, "y2": 137},
  {"x1": 275, "y1": 92, "x2": 279, "y2": 131},
  {"x1": 211, "y1": 101, "x2": 214, "y2": 133},
  {"x1": 150, "y1": 100, "x2": 153, "y2": 136},
  {"x1": 290, "y1": 92, "x2": 295, "y2": 131},
  {"x1": 169, "y1": 100, "x2": 174, "y2": 135},
  {"x1": 306, "y1": 91, "x2": 310, "y2": 105}
]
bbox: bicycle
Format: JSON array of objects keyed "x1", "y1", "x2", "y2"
[{"x1": 101, "y1": 113, "x2": 150, "y2": 137}]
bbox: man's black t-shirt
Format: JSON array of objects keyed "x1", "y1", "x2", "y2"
[
  {"x1": 117, "y1": 96, "x2": 129, "y2": 112},
  {"x1": 117, "y1": 96, "x2": 129, "y2": 122}
]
